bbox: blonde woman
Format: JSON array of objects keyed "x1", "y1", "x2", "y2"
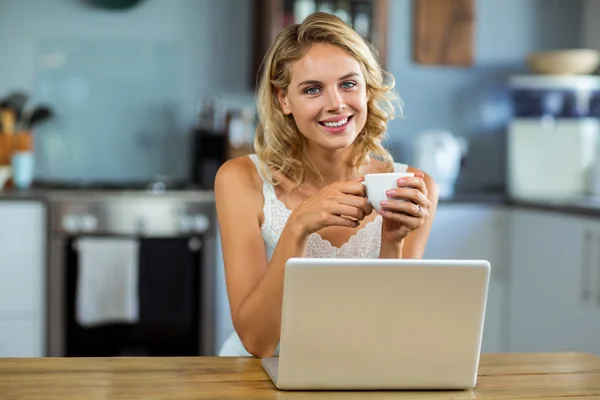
[{"x1": 215, "y1": 12, "x2": 439, "y2": 357}]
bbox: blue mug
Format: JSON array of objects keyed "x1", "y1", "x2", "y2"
[{"x1": 11, "y1": 151, "x2": 35, "y2": 189}]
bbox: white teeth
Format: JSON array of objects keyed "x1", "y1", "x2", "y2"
[{"x1": 323, "y1": 117, "x2": 348, "y2": 127}]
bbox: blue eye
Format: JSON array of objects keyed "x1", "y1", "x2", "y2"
[
  {"x1": 341, "y1": 81, "x2": 356, "y2": 89},
  {"x1": 304, "y1": 86, "x2": 321, "y2": 95}
]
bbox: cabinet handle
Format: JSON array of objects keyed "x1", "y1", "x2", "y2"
[{"x1": 582, "y1": 230, "x2": 592, "y2": 302}]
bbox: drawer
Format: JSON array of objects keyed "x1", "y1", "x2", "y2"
[
  {"x1": 0, "y1": 201, "x2": 46, "y2": 254},
  {"x1": 0, "y1": 318, "x2": 44, "y2": 357},
  {"x1": 0, "y1": 251, "x2": 44, "y2": 313}
]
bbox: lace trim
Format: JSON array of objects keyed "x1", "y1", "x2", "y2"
[
  {"x1": 265, "y1": 196, "x2": 382, "y2": 258},
  {"x1": 248, "y1": 154, "x2": 393, "y2": 258}
]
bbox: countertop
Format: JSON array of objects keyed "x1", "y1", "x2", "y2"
[
  {"x1": 4, "y1": 186, "x2": 600, "y2": 218},
  {"x1": 441, "y1": 193, "x2": 600, "y2": 218},
  {"x1": 0, "y1": 187, "x2": 216, "y2": 202},
  {"x1": 0, "y1": 353, "x2": 599, "y2": 399}
]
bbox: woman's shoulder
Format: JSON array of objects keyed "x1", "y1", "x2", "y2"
[{"x1": 214, "y1": 155, "x2": 264, "y2": 198}]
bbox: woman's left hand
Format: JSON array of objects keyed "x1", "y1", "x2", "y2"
[{"x1": 379, "y1": 172, "x2": 431, "y2": 244}]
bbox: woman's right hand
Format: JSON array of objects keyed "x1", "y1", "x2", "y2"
[{"x1": 289, "y1": 181, "x2": 373, "y2": 237}]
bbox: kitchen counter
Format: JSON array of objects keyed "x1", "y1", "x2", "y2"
[
  {"x1": 0, "y1": 353, "x2": 599, "y2": 399},
  {"x1": 0, "y1": 187, "x2": 216, "y2": 202},
  {"x1": 5, "y1": 186, "x2": 600, "y2": 218},
  {"x1": 440, "y1": 192, "x2": 600, "y2": 217},
  {"x1": 0, "y1": 187, "x2": 50, "y2": 201},
  {"x1": 509, "y1": 195, "x2": 600, "y2": 217}
]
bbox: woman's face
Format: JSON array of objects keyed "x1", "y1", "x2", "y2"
[{"x1": 277, "y1": 43, "x2": 369, "y2": 153}]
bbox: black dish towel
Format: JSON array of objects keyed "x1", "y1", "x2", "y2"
[{"x1": 138, "y1": 238, "x2": 199, "y2": 330}]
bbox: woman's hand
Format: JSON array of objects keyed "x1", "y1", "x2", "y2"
[
  {"x1": 289, "y1": 181, "x2": 373, "y2": 238},
  {"x1": 379, "y1": 172, "x2": 431, "y2": 244}
]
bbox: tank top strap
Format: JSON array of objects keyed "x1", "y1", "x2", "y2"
[{"x1": 247, "y1": 154, "x2": 275, "y2": 196}]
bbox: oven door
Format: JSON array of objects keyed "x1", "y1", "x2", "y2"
[{"x1": 63, "y1": 235, "x2": 202, "y2": 357}]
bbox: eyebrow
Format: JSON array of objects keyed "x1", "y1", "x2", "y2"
[{"x1": 296, "y1": 72, "x2": 361, "y2": 88}]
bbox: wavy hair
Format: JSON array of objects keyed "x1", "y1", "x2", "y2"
[{"x1": 254, "y1": 12, "x2": 402, "y2": 187}]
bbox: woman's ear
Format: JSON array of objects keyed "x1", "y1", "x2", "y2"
[{"x1": 276, "y1": 88, "x2": 292, "y2": 115}]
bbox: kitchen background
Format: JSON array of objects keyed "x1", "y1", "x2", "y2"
[
  {"x1": 0, "y1": 0, "x2": 583, "y2": 191},
  {"x1": 0, "y1": 0, "x2": 599, "y2": 358}
]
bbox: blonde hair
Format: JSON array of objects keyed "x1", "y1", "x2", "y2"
[{"x1": 254, "y1": 12, "x2": 402, "y2": 187}]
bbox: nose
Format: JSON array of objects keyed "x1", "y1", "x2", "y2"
[{"x1": 325, "y1": 87, "x2": 345, "y2": 113}]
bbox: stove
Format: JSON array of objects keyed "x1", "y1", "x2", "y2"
[{"x1": 44, "y1": 180, "x2": 219, "y2": 357}]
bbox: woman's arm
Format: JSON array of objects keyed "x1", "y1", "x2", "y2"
[
  {"x1": 216, "y1": 158, "x2": 372, "y2": 357},
  {"x1": 215, "y1": 158, "x2": 308, "y2": 358}
]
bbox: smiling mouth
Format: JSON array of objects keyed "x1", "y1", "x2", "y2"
[{"x1": 318, "y1": 115, "x2": 353, "y2": 130}]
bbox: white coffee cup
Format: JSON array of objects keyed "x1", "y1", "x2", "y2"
[{"x1": 362, "y1": 172, "x2": 415, "y2": 212}]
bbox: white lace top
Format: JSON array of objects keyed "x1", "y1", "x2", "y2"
[{"x1": 218, "y1": 154, "x2": 409, "y2": 356}]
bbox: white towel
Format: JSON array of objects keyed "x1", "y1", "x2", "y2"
[{"x1": 75, "y1": 237, "x2": 140, "y2": 327}]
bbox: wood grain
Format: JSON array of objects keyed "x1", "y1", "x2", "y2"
[
  {"x1": 372, "y1": 0, "x2": 390, "y2": 69},
  {"x1": 0, "y1": 353, "x2": 598, "y2": 399},
  {"x1": 413, "y1": 0, "x2": 475, "y2": 66},
  {"x1": 0, "y1": 134, "x2": 11, "y2": 165}
]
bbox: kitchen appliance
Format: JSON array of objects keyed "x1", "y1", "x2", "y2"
[
  {"x1": 507, "y1": 75, "x2": 600, "y2": 200},
  {"x1": 190, "y1": 128, "x2": 228, "y2": 189},
  {"x1": 46, "y1": 187, "x2": 219, "y2": 357},
  {"x1": 413, "y1": 130, "x2": 466, "y2": 199},
  {"x1": 190, "y1": 115, "x2": 255, "y2": 189},
  {"x1": 190, "y1": 96, "x2": 256, "y2": 189}
]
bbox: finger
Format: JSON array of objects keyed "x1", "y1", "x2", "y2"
[
  {"x1": 327, "y1": 214, "x2": 361, "y2": 228},
  {"x1": 385, "y1": 188, "x2": 431, "y2": 209},
  {"x1": 336, "y1": 194, "x2": 373, "y2": 217},
  {"x1": 379, "y1": 209, "x2": 426, "y2": 230},
  {"x1": 396, "y1": 176, "x2": 427, "y2": 196},
  {"x1": 336, "y1": 181, "x2": 367, "y2": 197},
  {"x1": 328, "y1": 203, "x2": 366, "y2": 221},
  {"x1": 381, "y1": 200, "x2": 423, "y2": 217}
]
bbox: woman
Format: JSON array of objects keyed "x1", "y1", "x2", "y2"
[{"x1": 215, "y1": 12, "x2": 438, "y2": 357}]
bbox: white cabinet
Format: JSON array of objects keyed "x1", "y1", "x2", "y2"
[
  {"x1": 579, "y1": 218, "x2": 600, "y2": 355},
  {"x1": 0, "y1": 201, "x2": 46, "y2": 357},
  {"x1": 508, "y1": 208, "x2": 600, "y2": 355},
  {"x1": 0, "y1": 319, "x2": 43, "y2": 357},
  {"x1": 424, "y1": 203, "x2": 509, "y2": 353}
]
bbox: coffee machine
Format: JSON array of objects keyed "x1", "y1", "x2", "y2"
[
  {"x1": 190, "y1": 99, "x2": 255, "y2": 189},
  {"x1": 507, "y1": 75, "x2": 600, "y2": 200}
]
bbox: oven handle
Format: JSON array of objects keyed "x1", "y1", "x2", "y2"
[{"x1": 71, "y1": 236, "x2": 203, "y2": 252}]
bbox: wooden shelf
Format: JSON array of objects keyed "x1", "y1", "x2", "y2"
[{"x1": 252, "y1": 0, "x2": 389, "y2": 86}]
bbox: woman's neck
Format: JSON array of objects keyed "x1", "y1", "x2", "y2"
[{"x1": 303, "y1": 145, "x2": 363, "y2": 188}]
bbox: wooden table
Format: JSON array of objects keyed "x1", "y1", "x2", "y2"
[{"x1": 0, "y1": 353, "x2": 599, "y2": 399}]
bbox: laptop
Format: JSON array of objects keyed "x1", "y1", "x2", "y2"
[{"x1": 261, "y1": 258, "x2": 490, "y2": 391}]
